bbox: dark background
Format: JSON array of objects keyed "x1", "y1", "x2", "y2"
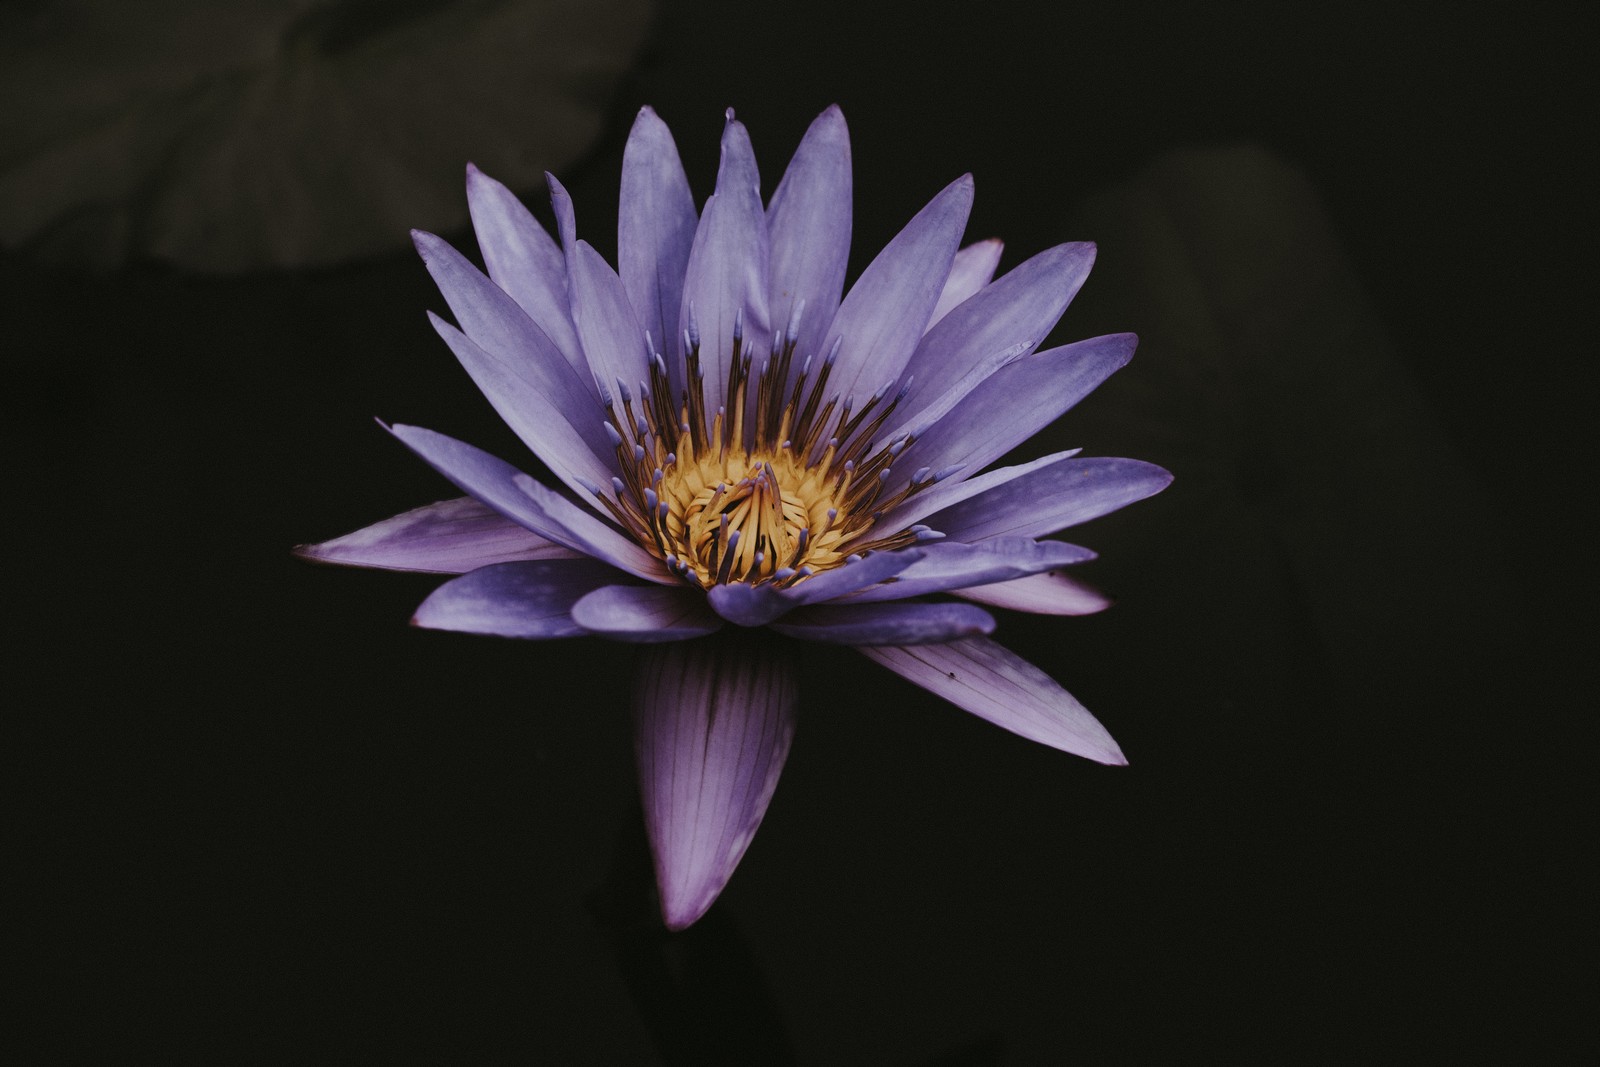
[{"x1": 11, "y1": 1, "x2": 1589, "y2": 1062}]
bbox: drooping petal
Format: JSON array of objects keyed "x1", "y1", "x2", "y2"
[
  {"x1": 766, "y1": 104, "x2": 851, "y2": 371},
  {"x1": 635, "y1": 634, "x2": 798, "y2": 930},
  {"x1": 860, "y1": 637, "x2": 1126, "y2": 764},
  {"x1": 294, "y1": 496, "x2": 581, "y2": 574},
  {"x1": 411, "y1": 559, "x2": 619, "y2": 639},
  {"x1": 569, "y1": 238, "x2": 651, "y2": 400},
  {"x1": 819, "y1": 174, "x2": 973, "y2": 405},
  {"x1": 876, "y1": 449, "x2": 1082, "y2": 533},
  {"x1": 704, "y1": 547, "x2": 925, "y2": 626},
  {"x1": 571, "y1": 584, "x2": 723, "y2": 642},
  {"x1": 844, "y1": 539, "x2": 1095, "y2": 603},
  {"x1": 619, "y1": 106, "x2": 697, "y2": 400},
  {"x1": 924, "y1": 456, "x2": 1174, "y2": 542},
  {"x1": 770, "y1": 601, "x2": 994, "y2": 645},
  {"x1": 679, "y1": 111, "x2": 771, "y2": 418},
  {"x1": 927, "y1": 238, "x2": 1003, "y2": 329},
  {"x1": 386, "y1": 423, "x2": 672, "y2": 584},
  {"x1": 956, "y1": 570, "x2": 1111, "y2": 616},
  {"x1": 464, "y1": 164, "x2": 588, "y2": 381}
]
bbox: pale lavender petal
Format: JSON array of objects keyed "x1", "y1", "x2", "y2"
[
  {"x1": 844, "y1": 539, "x2": 1095, "y2": 603},
  {"x1": 925, "y1": 456, "x2": 1174, "y2": 542},
  {"x1": 411, "y1": 559, "x2": 618, "y2": 640},
  {"x1": 386, "y1": 423, "x2": 671, "y2": 584},
  {"x1": 571, "y1": 584, "x2": 723, "y2": 642},
  {"x1": 294, "y1": 496, "x2": 580, "y2": 574},
  {"x1": 860, "y1": 637, "x2": 1126, "y2": 764},
  {"x1": 569, "y1": 239, "x2": 651, "y2": 399},
  {"x1": 679, "y1": 111, "x2": 771, "y2": 418},
  {"x1": 819, "y1": 174, "x2": 973, "y2": 405},
  {"x1": 766, "y1": 104, "x2": 851, "y2": 370},
  {"x1": 619, "y1": 107, "x2": 697, "y2": 400},
  {"x1": 770, "y1": 601, "x2": 994, "y2": 645},
  {"x1": 704, "y1": 548, "x2": 925, "y2": 626},
  {"x1": 635, "y1": 635, "x2": 798, "y2": 929},
  {"x1": 876, "y1": 338, "x2": 1034, "y2": 451},
  {"x1": 896, "y1": 332, "x2": 1137, "y2": 491},
  {"x1": 956, "y1": 571, "x2": 1112, "y2": 616},
  {"x1": 927, "y1": 238, "x2": 1003, "y2": 329},
  {"x1": 877, "y1": 449, "x2": 1082, "y2": 533},
  {"x1": 546, "y1": 171, "x2": 578, "y2": 263},
  {"x1": 464, "y1": 164, "x2": 587, "y2": 381}
]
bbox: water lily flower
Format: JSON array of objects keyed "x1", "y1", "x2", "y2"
[{"x1": 297, "y1": 105, "x2": 1171, "y2": 929}]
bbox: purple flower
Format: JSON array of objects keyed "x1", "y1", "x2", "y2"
[{"x1": 297, "y1": 106, "x2": 1171, "y2": 929}]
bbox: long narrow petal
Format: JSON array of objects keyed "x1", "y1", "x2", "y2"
[
  {"x1": 860, "y1": 637, "x2": 1126, "y2": 764},
  {"x1": 925, "y1": 456, "x2": 1174, "y2": 542},
  {"x1": 635, "y1": 634, "x2": 798, "y2": 930},
  {"x1": 927, "y1": 238, "x2": 1003, "y2": 329},
  {"x1": 679, "y1": 112, "x2": 771, "y2": 417},
  {"x1": 294, "y1": 497, "x2": 580, "y2": 574},
  {"x1": 411, "y1": 559, "x2": 618, "y2": 639},
  {"x1": 956, "y1": 571, "x2": 1112, "y2": 616},
  {"x1": 569, "y1": 239, "x2": 651, "y2": 399},
  {"x1": 619, "y1": 107, "x2": 697, "y2": 400},
  {"x1": 819, "y1": 174, "x2": 973, "y2": 405},
  {"x1": 766, "y1": 105, "x2": 851, "y2": 370},
  {"x1": 464, "y1": 164, "x2": 588, "y2": 382},
  {"x1": 571, "y1": 584, "x2": 724, "y2": 642},
  {"x1": 876, "y1": 449, "x2": 1082, "y2": 534},
  {"x1": 704, "y1": 547, "x2": 925, "y2": 626},
  {"x1": 386, "y1": 423, "x2": 671, "y2": 584},
  {"x1": 771, "y1": 601, "x2": 994, "y2": 645},
  {"x1": 844, "y1": 539, "x2": 1094, "y2": 603}
]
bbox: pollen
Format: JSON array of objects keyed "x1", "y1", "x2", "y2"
[{"x1": 588, "y1": 306, "x2": 947, "y2": 587}]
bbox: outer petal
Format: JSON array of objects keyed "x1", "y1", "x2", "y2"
[
  {"x1": 411, "y1": 559, "x2": 619, "y2": 640},
  {"x1": 619, "y1": 107, "x2": 697, "y2": 399},
  {"x1": 924, "y1": 456, "x2": 1174, "y2": 542},
  {"x1": 464, "y1": 164, "x2": 588, "y2": 382},
  {"x1": 927, "y1": 238, "x2": 1003, "y2": 329},
  {"x1": 766, "y1": 104, "x2": 851, "y2": 372},
  {"x1": 569, "y1": 239, "x2": 651, "y2": 400},
  {"x1": 876, "y1": 449, "x2": 1082, "y2": 534},
  {"x1": 819, "y1": 174, "x2": 974, "y2": 405},
  {"x1": 860, "y1": 637, "x2": 1126, "y2": 764},
  {"x1": 571, "y1": 584, "x2": 723, "y2": 642},
  {"x1": 843, "y1": 539, "x2": 1095, "y2": 603},
  {"x1": 294, "y1": 496, "x2": 580, "y2": 574},
  {"x1": 679, "y1": 111, "x2": 771, "y2": 418},
  {"x1": 956, "y1": 571, "x2": 1112, "y2": 616},
  {"x1": 635, "y1": 634, "x2": 798, "y2": 930},
  {"x1": 705, "y1": 548, "x2": 925, "y2": 626},
  {"x1": 770, "y1": 601, "x2": 995, "y2": 645}
]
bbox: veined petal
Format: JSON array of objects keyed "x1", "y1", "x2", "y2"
[
  {"x1": 767, "y1": 104, "x2": 851, "y2": 372},
  {"x1": 412, "y1": 559, "x2": 618, "y2": 640},
  {"x1": 956, "y1": 570, "x2": 1112, "y2": 616},
  {"x1": 925, "y1": 456, "x2": 1174, "y2": 542},
  {"x1": 819, "y1": 174, "x2": 973, "y2": 405},
  {"x1": 927, "y1": 238, "x2": 1003, "y2": 329},
  {"x1": 571, "y1": 584, "x2": 723, "y2": 642},
  {"x1": 844, "y1": 539, "x2": 1094, "y2": 603},
  {"x1": 679, "y1": 111, "x2": 771, "y2": 418},
  {"x1": 635, "y1": 634, "x2": 798, "y2": 930},
  {"x1": 860, "y1": 637, "x2": 1126, "y2": 764},
  {"x1": 771, "y1": 601, "x2": 994, "y2": 645},
  {"x1": 464, "y1": 164, "x2": 588, "y2": 382},
  {"x1": 546, "y1": 171, "x2": 578, "y2": 264},
  {"x1": 704, "y1": 547, "x2": 924, "y2": 626},
  {"x1": 294, "y1": 496, "x2": 581, "y2": 574},
  {"x1": 619, "y1": 107, "x2": 697, "y2": 401},
  {"x1": 569, "y1": 239, "x2": 651, "y2": 400},
  {"x1": 877, "y1": 449, "x2": 1083, "y2": 533}
]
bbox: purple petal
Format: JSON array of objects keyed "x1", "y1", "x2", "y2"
[
  {"x1": 770, "y1": 601, "x2": 995, "y2": 645},
  {"x1": 927, "y1": 238, "x2": 1003, "y2": 329},
  {"x1": 679, "y1": 111, "x2": 771, "y2": 418},
  {"x1": 704, "y1": 547, "x2": 925, "y2": 626},
  {"x1": 386, "y1": 423, "x2": 671, "y2": 584},
  {"x1": 412, "y1": 559, "x2": 619, "y2": 640},
  {"x1": 294, "y1": 496, "x2": 581, "y2": 574},
  {"x1": 877, "y1": 449, "x2": 1082, "y2": 533},
  {"x1": 844, "y1": 539, "x2": 1095, "y2": 603},
  {"x1": 860, "y1": 637, "x2": 1126, "y2": 764},
  {"x1": 546, "y1": 171, "x2": 579, "y2": 263},
  {"x1": 956, "y1": 571, "x2": 1111, "y2": 616},
  {"x1": 464, "y1": 164, "x2": 588, "y2": 382},
  {"x1": 619, "y1": 107, "x2": 697, "y2": 400},
  {"x1": 819, "y1": 174, "x2": 973, "y2": 405},
  {"x1": 569, "y1": 239, "x2": 651, "y2": 400},
  {"x1": 571, "y1": 584, "x2": 723, "y2": 642},
  {"x1": 634, "y1": 634, "x2": 798, "y2": 929},
  {"x1": 925, "y1": 456, "x2": 1174, "y2": 542},
  {"x1": 767, "y1": 105, "x2": 851, "y2": 371}
]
